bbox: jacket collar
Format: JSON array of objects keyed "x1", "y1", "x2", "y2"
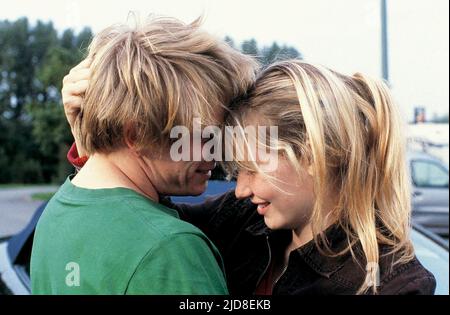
[{"x1": 294, "y1": 224, "x2": 356, "y2": 277}]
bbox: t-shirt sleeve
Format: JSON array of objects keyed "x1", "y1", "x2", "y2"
[{"x1": 125, "y1": 233, "x2": 229, "y2": 295}]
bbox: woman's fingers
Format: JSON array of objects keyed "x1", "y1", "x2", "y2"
[
  {"x1": 64, "y1": 95, "x2": 84, "y2": 113},
  {"x1": 63, "y1": 79, "x2": 90, "y2": 96},
  {"x1": 62, "y1": 79, "x2": 89, "y2": 130},
  {"x1": 62, "y1": 60, "x2": 91, "y2": 129},
  {"x1": 63, "y1": 95, "x2": 83, "y2": 127},
  {"x1": 71, "y1": 57, "x2": 92, "y2": 72},
  {"x1": 61, "y1": 58, "x2": 92, "y2": 151},
  {"x1": 63, "y1": 68, "x2": 90, "y2": 85}
]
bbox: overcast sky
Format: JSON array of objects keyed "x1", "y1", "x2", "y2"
[{"x1": 2, "y1": 0, "x2": 449, "y2": 120}]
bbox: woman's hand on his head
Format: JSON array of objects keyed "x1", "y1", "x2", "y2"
[
  {"x1": 62, "y1": 57, "x2": 91, "y2": 128},
  {"x1": 62, "y1": 57, "x2": 92, "y2": 156}
]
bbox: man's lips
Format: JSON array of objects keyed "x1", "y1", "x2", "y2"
[
  {"x1": 195, "y1": 169, "x2": 212, "y2": 175},
  {"x1": 196, "y1": 162, "x2": 216, "y2": 175}
]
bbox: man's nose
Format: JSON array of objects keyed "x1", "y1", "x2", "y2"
[{"x1": 235, "y1": 172, "x2": 252, "y2": 199}]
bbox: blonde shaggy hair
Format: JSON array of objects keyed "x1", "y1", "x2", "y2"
[{"x1": 75, "y1": 16, "x2": 258, "y2": 155}]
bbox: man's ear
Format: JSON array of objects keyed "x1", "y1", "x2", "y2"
[{"x1": 123, "y1": 123, "x2": 139, "y2": 153}]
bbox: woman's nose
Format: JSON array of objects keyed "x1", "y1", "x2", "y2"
[{"x1": 235, "y1": 172, "x2": 252, "y2": 199}]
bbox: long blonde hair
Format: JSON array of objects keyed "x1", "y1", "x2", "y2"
[{"x1": 226, "y1": 60, "x2": 414, "y2": 294}]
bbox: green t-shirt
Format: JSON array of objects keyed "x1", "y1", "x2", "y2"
[{"x1": 30, "y1": 177, "x2": 228, "y2": 295}]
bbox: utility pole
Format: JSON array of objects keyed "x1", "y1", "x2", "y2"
[{"x1": 381, "y1": 0, "x2": 389, "y2": 83}]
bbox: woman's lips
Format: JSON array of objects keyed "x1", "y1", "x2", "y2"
[{"x1": 256, "y1": 202, "x2": 271, "y2": 215}]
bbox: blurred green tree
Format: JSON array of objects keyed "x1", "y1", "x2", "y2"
[
  {"x1": 238, "y1": 37, "x2": 302, "y2": 67},
  {"x1": 0, "y1": 17, "x2": 92, "y2": 183},
  {"x1": 241, "y1": 39, "x2": 259, "y2": 56}
]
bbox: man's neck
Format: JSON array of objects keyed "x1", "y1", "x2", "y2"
[{"x1": 71, "y1": 150, "x2": 159, "y2": 203}]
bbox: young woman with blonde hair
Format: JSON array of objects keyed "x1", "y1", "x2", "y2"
[
  {"x1": 63, "y1": 55, "x2": 435, "y2": 294},
  {"x1": 212, "y1": 60, "x2": 436, "y2": 294}
]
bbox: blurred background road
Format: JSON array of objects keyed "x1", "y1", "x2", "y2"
[{"x1": 0, "y1": 186, "x2": 57, "y2": 239}]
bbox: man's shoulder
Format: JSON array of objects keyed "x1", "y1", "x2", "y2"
[{"x1": 125, "y1": 196, "x2": 210, "y2": 238}]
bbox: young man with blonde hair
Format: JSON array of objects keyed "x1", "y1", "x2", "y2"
[{"x1": 30, "y1": 16, "x2": 257, "y2": 294}]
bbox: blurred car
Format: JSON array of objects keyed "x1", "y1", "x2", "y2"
[
  {"x1": 1, "y1": 180, "x2": 449, "y2": 295},
  {"x1": 408, "y1": 151, "x2": 449, "y2": 237}
]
